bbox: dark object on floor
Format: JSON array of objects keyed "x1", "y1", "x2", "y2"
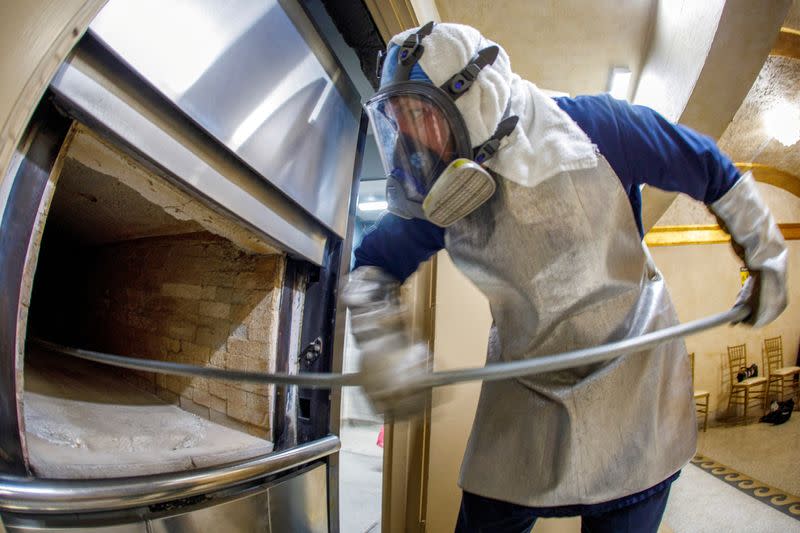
[
  {"x1": 736, "y1": 363, "x2": 758, "y2": 382},
  {"x1": 759, "y1": 399, "x2": 794, "y2": 425}
]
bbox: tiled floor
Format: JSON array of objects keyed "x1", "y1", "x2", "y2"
[
  {"x1": 663, "y1": 463, "x2": 799, "y2": 532},
  {"x1": 697, "y1": 413, "x2": 800, "y2": 495},
  {"x1": 339, "y1": 421, "x2": 383, "y2": 533},
  {"x1": 662, "y1": 412, "x2": 800, "y2": 532}
]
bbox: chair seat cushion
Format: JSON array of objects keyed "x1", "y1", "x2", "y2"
[
  {"x1": 733, "y1": 376, "x2": 767, "y2": 387},
  {"x1": 771, "y1": 366, "x2": 800, "y2": 377},
  {"x1": 694, "y1": 390, "x2": 710, "y2": 398}
]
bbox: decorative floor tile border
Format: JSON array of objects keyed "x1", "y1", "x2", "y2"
[{"x1": 691, "y1": 454, "x2": 800, "y2": 521}]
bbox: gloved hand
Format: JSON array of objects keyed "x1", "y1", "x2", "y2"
[
  {"x1": 341, "y1": 266, "x2": 431, "y2": 418},
  {"x1": 711, "y1": 172, "x2": 788, "y2": 327},
  {"x1": 358, "y1": 341, "x2": 430, "y2": 418}
]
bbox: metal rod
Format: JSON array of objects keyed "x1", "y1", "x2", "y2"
[
  {"x1": 31, "y1": 339, "x2": 360, "y2": 389},
  {"x1": 420, "y1": 305, "x2": 750, "y2": 388},
  {"x1": 31, "y1": 305, "x2": 749, "y2": 390},
  {"x1": 0, "y1": 436, "x2": 339, "y2": 513}
]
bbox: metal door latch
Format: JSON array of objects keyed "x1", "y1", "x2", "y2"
[{"x1": 299, "y1": 337, "x2": 322, "y2": 367}]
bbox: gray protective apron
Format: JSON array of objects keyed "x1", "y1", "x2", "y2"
[{"x1": 445, "y1": 155, "x2": 696, "y2": 507}]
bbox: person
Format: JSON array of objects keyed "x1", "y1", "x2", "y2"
[{"x1": 342, "y1": 22, "x2": 787, "y2": 532}]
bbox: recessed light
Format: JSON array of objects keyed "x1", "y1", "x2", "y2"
[
  {"x1": 763, "y1": 100, "x2": 800, "y2": 147},
  {"x1": 357, "y1": 200, "x2": 388, "y2": 212}
]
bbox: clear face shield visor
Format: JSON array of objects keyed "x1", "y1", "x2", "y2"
[{"x1": 365, "y1": 83, "x2": 496, "y2": 226}]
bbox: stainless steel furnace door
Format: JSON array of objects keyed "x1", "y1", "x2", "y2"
[{"x1": 89, "y1": 0, "x2": 362, "y2": 239}]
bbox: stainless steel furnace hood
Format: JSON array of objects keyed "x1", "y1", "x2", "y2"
[{"x1": 51, "y1": 0, "x2": 363, "y2": 266}]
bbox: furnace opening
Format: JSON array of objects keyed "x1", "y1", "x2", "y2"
[{"x1": 20, "y1": 126, "x2": 290, "y2": 478}]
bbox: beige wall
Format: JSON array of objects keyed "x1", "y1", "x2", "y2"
[
  {"x1": 425, "y1": 253, "x2": 490, "y2": 532},
  {"x1": 31, "y1": 231, "x2": 283, "y2": 439},
  {"x1": 650, "y1": 183, "x2": 800, "y2": 421},
  {"x1": 650, "y1": 240, "x2": 799, "y2": 421},
  {"x1": 659, "y1": 183, "x2": 800, "y2": 225}
]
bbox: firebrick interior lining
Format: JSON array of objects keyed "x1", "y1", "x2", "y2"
[{"x1": 21, "y1": 124, "x2": 287, "y2": 478}]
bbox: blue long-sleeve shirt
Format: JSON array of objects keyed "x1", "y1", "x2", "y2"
[{"x1": 354, "y1": 93, "x2": 741, "y2": 282}]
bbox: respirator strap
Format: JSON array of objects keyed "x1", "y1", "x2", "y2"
[
  {"x1": 378, "y1": 21, "x2": 435, "y2": 83},
  {"x1": 473, "y1": 115, "x2": 519, "y2": 164},
  {"x1": 441, "y1": 45, "x2": 499, "y2": 100}
]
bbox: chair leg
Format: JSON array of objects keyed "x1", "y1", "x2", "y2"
[
  {"x1": 744, "y1": 388, "x2": 749, "y2": 421},
  {"x1": 703, "y1": 399, "x2": 709, "y2": 432},
  {"x1": 727, "y1": 390, "x2": 733, "y2": 417}
]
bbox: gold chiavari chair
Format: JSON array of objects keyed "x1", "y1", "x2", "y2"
[
  {"x1": 690, "y1": 352, "x2": 710, "y2": 431},
  {"x1": 763, "y1": 336, "x2": 800, "y2": 406},
  {"x1": 727, "y1": 343, "x2": 767, "y2": 422}
]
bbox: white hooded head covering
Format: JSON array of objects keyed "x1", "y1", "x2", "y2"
[{"x1": 387, "y1": 23, "x2": 598, "y2": 187}]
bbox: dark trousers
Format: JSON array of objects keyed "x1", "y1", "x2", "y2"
[{"x1": 455, "y1": 485, "x2": 671, "y2": 533}]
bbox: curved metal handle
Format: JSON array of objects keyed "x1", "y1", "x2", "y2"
[{"x1": 0, "y1": 436, "x2": 339, "y2": 513}]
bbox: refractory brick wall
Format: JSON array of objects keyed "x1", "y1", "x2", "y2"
[{"x1": 63, "y1": 232, "x2": 284, "y2": 440}]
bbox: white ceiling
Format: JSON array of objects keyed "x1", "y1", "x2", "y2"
[
  {"x1": 355, "y1": 178, "x2": 387, "y2": 222},
  {"x1": 435, "y1": 0, "x2": 656, "y2": 96}
]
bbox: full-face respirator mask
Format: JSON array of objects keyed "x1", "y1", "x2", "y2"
[{"x1": 365, "y1": 22, "x2": 518, "y2": 227}]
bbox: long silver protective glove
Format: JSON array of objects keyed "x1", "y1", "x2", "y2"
[
  {"x1": 710, "y1": 172, "x2": 788, "y2": 327},
  {"x1": 341, "y1": 266, "x2": 430, "y2": 417}
]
